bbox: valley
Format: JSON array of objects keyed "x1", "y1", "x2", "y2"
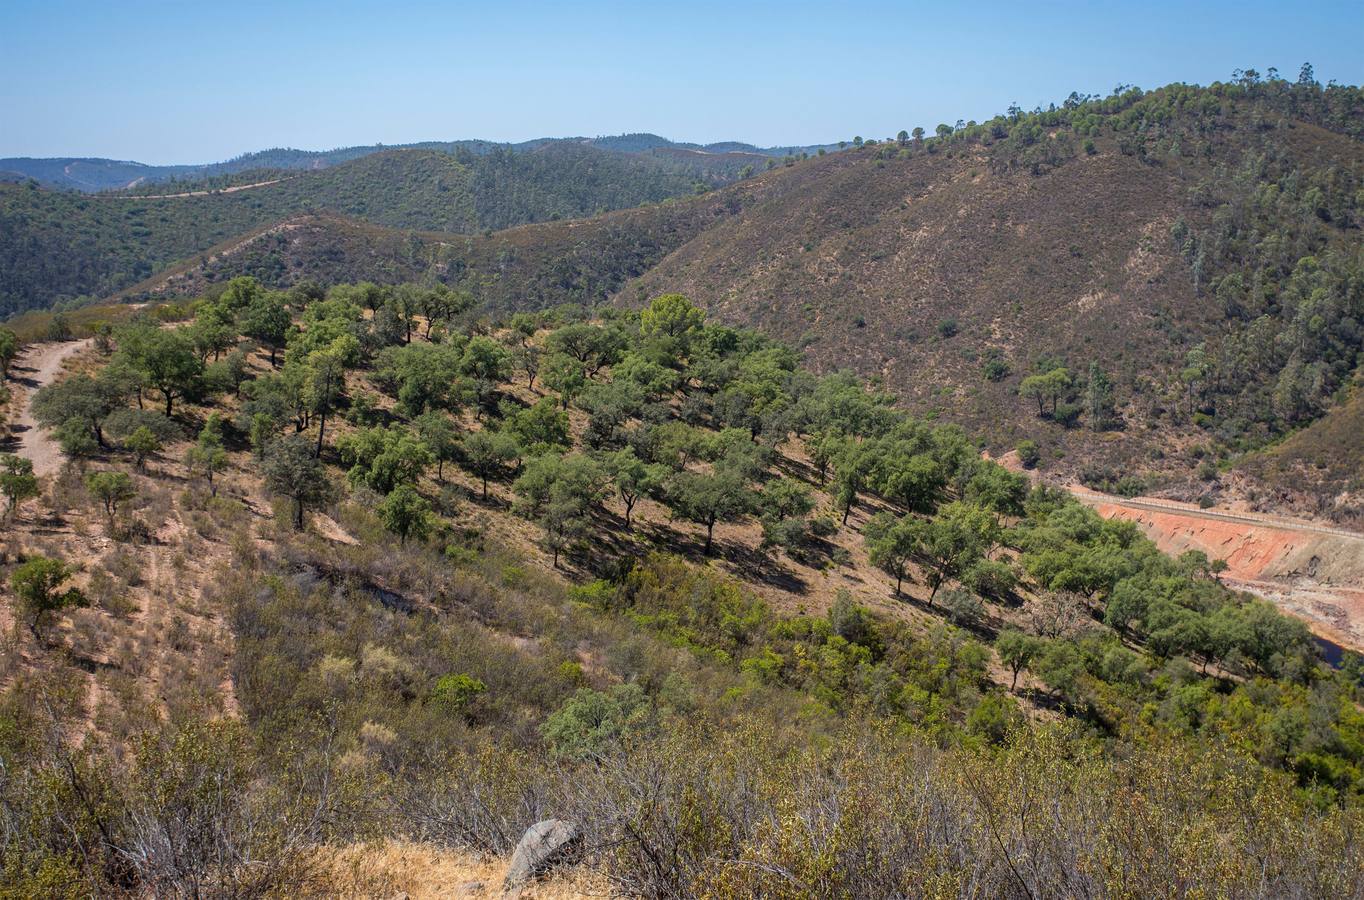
[
  {"x1": 2, "y1": 57, "x2": 1364, "y2": 897},
  {"x1": 12, "y1": 77, "x2": 1353, "y2": 537}
]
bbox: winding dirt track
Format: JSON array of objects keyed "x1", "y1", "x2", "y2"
[{"x1": 4, "y1": 338, "x2": 93, "y2": 476}]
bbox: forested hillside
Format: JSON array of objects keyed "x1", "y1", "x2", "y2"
[
  {"x1": 2, "y1": 284, "x2": 1362, "y2": 894},
  {"x1": 627, "y1": 75, "x2": 1364, "y2": 498},
  {"x1": 96, "y1": 71, "x2": 1364, "y2": 519},
  {"x1": 0, "y1": 141, "x2": 756, "y2": 316}
]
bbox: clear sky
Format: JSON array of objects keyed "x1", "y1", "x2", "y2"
[{"x1": 2, "y1": 0, "x2": 1360, "y2": 164}]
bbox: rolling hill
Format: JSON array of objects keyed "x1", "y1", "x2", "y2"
[
  {"x1": 90, "y1": 76, "x2": 1364, "y2": 518},
  {"x1": 0, "y1": 140, "x2": 766, "y2": 315},
  {"x1": 2, "y1": 289, "x2": 1362, "y2": 895},
  {"x1": 6, "y1": 67, "x2": 1364, "y2": 895}
]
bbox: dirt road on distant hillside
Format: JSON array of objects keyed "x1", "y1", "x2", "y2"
[
  {"x1": 103, "y1": 177, "x2": 289, "y2": 199},
  {"x1": 4, "y1": 338, "x2": 93, "y2": 476}
]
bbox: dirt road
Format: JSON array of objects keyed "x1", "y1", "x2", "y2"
[
  {"x1": 1069, "y1": 488, "x2": 1364, "y2": 542},
  {"x1": 1070, "y1": 486, "x2": 1364, "y2": 652},
  {"x1": 105, "y1": 177, "x2": 288, "y2": 199},
  {"x1": 4, "y1": 338, "x2": 93, "y2": 476}
]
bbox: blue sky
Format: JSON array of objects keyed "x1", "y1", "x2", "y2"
[{"x1": 2, "y1": 0, "x2": 1360, "y2": 164}]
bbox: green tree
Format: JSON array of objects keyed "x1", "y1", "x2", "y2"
[
  {"x1": 31, "y1": 373, "x2": 122, "y2": 448},
  {"x1": 375, "y1": 342, "x2": 467, "y2": 417},
  {"x1": 511, "y1": 343, "x2": 542, "y2": 391},
  {"x1": 123, "y1": 426, "x2": 162, "y2": 472},
  {"x1": 513, "y1": 452, "x2": 606, "y2": 522},
  {"x1": 84, "y1": 470, "x2": 135, "y2": 531},
  {"x1": 541, "y1": 684, "x2": 651, "y2": 759},
  {"x1": 640, "y1": 293, "x2": 705, "y2": 342},
  {"x1": 187, "y1": 301, "x2": 236, "y2": 362},
  {"x1": 1019, "y1": 368, "x2": 1072, "y2": 416},
  {"x1": 240, "y1": 292, "x2": 291, "y2": 367},
  {"x1": 207, "y1": 348, "x2": 251, "y2": 399},
  {"x1": 875, "y1": 452, "x2": 945, "y2": 515},
  {"x1": 0, "y1": 454, "x2": 39, "y2": 521},
  {"x1": 417, "y1": 283, "x2": 474, "y2": 339},
  {"x1": 995, "y1": 629, "x2": 1043, "y2": 691},
  {"x1": 508, "y1": 312, "x2": 541, "y2": 346},
  {"x1": 10, "y1": 556, "x2": 87, "y2": 640},
  {"x1": 460, "y1": 430, "x2": 521, "y2": 500},
  {"x1": 1034, "y1": 641, "x2": 1086, "y2": 704},
  {"x1": 941, "y1": 586, "x2": 985, "y2": 626},
  {"x1": 126, "y1": 329, "x2": 203, "y2": 416},
  {"x1": 429, "y1": 673, "x2": 486, "y2": 715},
  {"x1": 341, "y1": 427, "x2": 433, "y2": 494},
  {"x1": 758, "y1": 479, "x2": 816, "y2": 555},
  {"x1": 217, "y1": 275, "x2": 263, "y2": 310},
  {"x1": 962, "y1": 462, "x2": 1027, "y2": 516},
  {"x1": 459, "y1": 337, "x2": 511, "y2": 411},
  {"x1": 807, "y1": 431, "x2": 846, "y2": 485},
  {"x1": 542, "y1": 352, "x2": 587, "y2": 409},
  {"x1": 185, "y1": 418, "x2": 228, "y2": 497},
  {"x1": 545, "y1": 323, "x2": 623, "y2": 378},
  {"x1": 1084, "y1": 362, "x2": 1116, "y2": 429},
  {"x1": 863, "y1": 512, "x2": 917, "y2": 597},
  {"x1": 305, "y1": 337, "x2": 356, "y2": 457},
  {"x1": 606, "y1": 447, "x2": 658, "y2": 531},
  {"x1": 915, "y1": 502, "x2": 1000, "y2": 603},
  {"x1": 54, "y1": 417, "x2": 99, "y2": 458},
  {"x1": 538, "y1": 496, "x2": 589, "y2": 568},
  {"x1": 379, "y1": 484, "x2": 432, "y2": 545},
  {"x1": 663, "y1": 465, "x2": 752, "y2": 555},
  {"x1": 261, "y1": 434, "x2": 334, "y2": 530},
  {"x1": 507, "y1": 397, "x2": 570, "y2": 451},
  {"x1": 833, "y1": 441, "x2": 875, "y2": 525},
  {"x1": 413, "y1": 411, "x2": 460, "y2": 481},
  {"x1": 0, "y1": 328, "x2": 18, "y2": 377},
  {"x1": 47, "y1": 312, "x2": 72, "y2": 342}
]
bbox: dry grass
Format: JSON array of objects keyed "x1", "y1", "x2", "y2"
[{"x1": 304, "y1": 842, "x2": 609, "y2": 899}]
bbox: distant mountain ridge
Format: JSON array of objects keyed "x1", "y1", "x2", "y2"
[{"x1": 0, "y1": 133, "x2": 835, "y2": 192}]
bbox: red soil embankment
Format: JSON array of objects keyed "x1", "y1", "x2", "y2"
[{"x1": 1079, "y1": 493, "x2": 1364, "y2": 652}]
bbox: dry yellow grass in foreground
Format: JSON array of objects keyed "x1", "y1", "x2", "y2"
[{"x1": 303, "y1": 841, "x2": 610, "y2": 899}]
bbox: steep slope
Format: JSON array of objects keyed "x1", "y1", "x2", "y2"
[
  {"x1": 610, "y1": 84, "x2": 1364, "y2": 494},
  {"x1": 1235, "y1": 383, "x2": 1364, "y2": 524},
  {"x1": 626, "y1": 138, "x2": 1211, "y2": 454},
  {"x1": 3, "y1": 292, "x2": 1363, "y2": 896}
]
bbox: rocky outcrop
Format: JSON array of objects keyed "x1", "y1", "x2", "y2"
[{"x1": 502, "y1": 819, "x2": 581, "y2": 894}]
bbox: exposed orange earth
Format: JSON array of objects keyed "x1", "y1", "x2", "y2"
[
  {"x1": 1079, "y1": 493, "x2": 1364, "y2": 653},
  {"x1": 985, "y1": 451, "x2": 1364, "y2": 653}
]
